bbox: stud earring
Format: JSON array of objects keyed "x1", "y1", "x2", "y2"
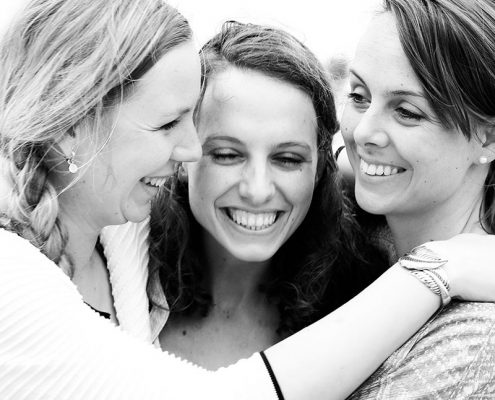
[
  {"x1": 480, "y1": 156, "x2": 489, "y2": 165},
  {"x1": 66, "y1": 150, "x2": 79, "y2": 173}
]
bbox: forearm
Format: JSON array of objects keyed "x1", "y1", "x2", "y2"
[{"x1": 265, "y1": 263, "x2": 439, "y2": 400}]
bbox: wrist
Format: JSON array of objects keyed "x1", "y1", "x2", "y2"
[
  {"x1": 398, "y1": 245, "x2": 452, "y2": 307},
  {"x1": 420, "y1": 242, "x2": 461, "y2": 298}
]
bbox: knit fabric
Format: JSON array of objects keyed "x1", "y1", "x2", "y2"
[
  {"x1": 0, "y1": 229, "x2": 277, "y2": 400},
  {"x1": 349, "y1": 301, "x2": 495, "y2": 399},
  {"x1": 101, "y1": 218, "x2": 154, "y2": 344}
]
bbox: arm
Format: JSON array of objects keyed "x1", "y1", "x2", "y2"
[
  {"x1": 1, "y1": 230, "x2": 493, "y2": 400},
  {"x1": 0, "y1": 229, "x2": 274, "y2": 400},
  {"x1": 264, "y1": 233, "x2": 495, "y2": 400}
]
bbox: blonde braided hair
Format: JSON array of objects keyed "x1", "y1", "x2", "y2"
[{"x1": 0, "y1": 0, "x2": 192, "y2": 275}]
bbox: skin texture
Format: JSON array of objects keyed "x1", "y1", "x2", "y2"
[
  {"x1": 55, "y1": 42, "x2": 202, "y2": 231},
  {"x1": 340, "y1": 13, "x2": 489, "y2": 254},
  {"x1": 188, "y1": 67, "x2": 318, "y2": 263},
  {"x1": 57, "y1": 42, "x2": 202, "y2": 317},
  {"x1": 161, "y1": 67, "x2": 319, "y2": 369}
]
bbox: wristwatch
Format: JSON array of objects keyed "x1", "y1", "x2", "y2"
[{"x1": 398, "y1": 245, "x2": 451, "y2": 307}]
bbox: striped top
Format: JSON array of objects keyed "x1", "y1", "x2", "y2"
[
  {"x1": 349, "y1": 301, "x2": 495, "y2": 399},
  {"x1": 0, "y1": 229, "x2": 277, "y2": 400}
]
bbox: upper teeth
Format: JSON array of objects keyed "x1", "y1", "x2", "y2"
[
  {"x1": 227, "y1": 209, "x2": 277, "y2": 231},
  {"x1": 142, "y1": 176, "x2": 168, "y2": 187},
  {"x1": 360, "y1": 159, "x2": 400, "y2": 176}
]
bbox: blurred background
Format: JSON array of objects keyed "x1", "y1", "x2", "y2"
[
  {"x1": 1, "y1": 0, "x2": 381, "y2": 101},
  {"x1": 171, "y1": 0, "x2": 381, "y2": 109}
]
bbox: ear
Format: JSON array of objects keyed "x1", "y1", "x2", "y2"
[
  {"x1": 177, "y1": 162, "x2": 188, "y2": 182},
  {"x1": 478, "y1": 124, "x2": 495, "y2": 164}
]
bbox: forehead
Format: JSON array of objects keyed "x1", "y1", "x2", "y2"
[
  {"x1": 352, "y1": 13, "x2": 421, "y2": 91},
  {"x1": 197, "y1": 67, "x2": 317, "y2": 146},
  {"x1": 121, "y1": 42, "x2": 200, "y2": 117}
]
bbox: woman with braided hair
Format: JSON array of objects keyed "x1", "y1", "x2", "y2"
[{"x1": 1, "y1": 0, "x2": 495, "y2": 399}]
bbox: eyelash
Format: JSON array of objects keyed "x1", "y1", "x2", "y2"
[
  {"x1": 210, "y1": 151, "x2": 304, "y2": 168},
  {"x1": 349, "y1": 92, "x2": 424, "y2": 121},
  {"x1": 348, "y1": 92, "x2": 368, "y2": 104},
  {"x1": 396, "y1": 107, "x2": 423, "y2": 121},
  {"x1": 274, "y1": 155, "x2": 304, "y2": 167},
  {"x1": 158, "y1": 119, "x2": 180, "y2": 132}
]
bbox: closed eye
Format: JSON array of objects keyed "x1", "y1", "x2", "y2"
[
  {"x1": 273, "y1": 154, "x2": 305, "y2": 169},
  {"x1": 160, "y1": 119, "x2": 180, "y2": 131},
  {"x1": 396, "y1": 107, "x2": 423, "y2": 121},
  {"x1": 210, "y1": 149, "x2": 243, "y2": 165}
]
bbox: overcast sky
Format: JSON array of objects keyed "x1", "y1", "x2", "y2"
[
  {"x1": 170, "y1": 0, "x2": 381, "y2": 62},
  {"x1": 1, "y1": 0, "x2": 382, "y2": 62}
]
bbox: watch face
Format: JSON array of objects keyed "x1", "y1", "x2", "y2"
[{"x1": 399, "y1": 245, "x2": 448, "y2": 270}]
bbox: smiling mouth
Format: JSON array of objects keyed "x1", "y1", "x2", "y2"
[
  {"x1": 360, "y1": 159, "x2": 405, "y2": 176},
  {"x1": 140, "y1": 176, "x2": 170, "y2": 188},
  {"x1": 224, "y1": 208, "x2": 281, "y2": 231}
]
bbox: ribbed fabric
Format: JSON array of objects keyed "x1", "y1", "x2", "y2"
[
  {"x1": 349, "y1": 302, "x2": 495, "y2": 399},
  {"x1": 0, "y1": 229, "x2": 277, "y2": 400},
  {"x1": 100, "y1": 218, "x2": 154, "y2": 343}
]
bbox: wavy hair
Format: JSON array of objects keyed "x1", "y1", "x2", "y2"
[
  {"x1": 383, "y1": 0, "x2": 495, "y2": 233},
  {"x1": 149, "y1": 21, "x2": 387, "y2": 334},
  {"x1": 0, "y1": 0, "x2": 191, "y2": 275}
]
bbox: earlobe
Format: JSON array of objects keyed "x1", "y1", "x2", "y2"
[
  {"x1": 476, "y1": 124, "x2": 495, "y2": 165},
  {"x1": 53, "y1": 128, "x2": 79, "y2": 173},
  {"x1": 178, "y1": 162, "x2": 188, "y2": 181}
]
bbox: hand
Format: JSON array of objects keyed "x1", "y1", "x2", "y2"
[{"x1": 423, "y1": 233, "x2": 495, "y2": 302}]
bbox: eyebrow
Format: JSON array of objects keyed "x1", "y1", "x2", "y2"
[
  {"x1": 387, "y1": 89, "x2": 425, "y2": 98},
  {"x1": 277, "y1": 141, "x2": 312, "y2": 152},
  {"x1": 203, "y1": 135, "x2": 243, "y2": 145},
  {"x1": 349, "y1": 69, "x2": 426, "y2": 99},
  {"x1": 202, "y1": 136, "x2": 312, "y2": 151}
]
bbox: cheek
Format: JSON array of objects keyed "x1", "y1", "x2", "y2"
[
  {"x1": 187, "y1": 162, "x2": 230, "y2": 207},
  {"x1": 340, "y1": 106, "x2": 358, "y2": 143},
  {"x1": 284, "y1": 168, "x2": 316, "y2": 213}
]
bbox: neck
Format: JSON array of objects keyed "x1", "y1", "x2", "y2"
[
  {"x1": 57, "y1": 194, "x2": 102, "y2": 277},
  {"x1": 202, "y1": 232, "x2": 271, "y2": 311},
  {"x1": 387, "y1": 187, "x2": 485, "y2": 256}
]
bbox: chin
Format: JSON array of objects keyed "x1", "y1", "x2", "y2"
[
  {"x1": 121, "y1": 204, "x2": 152, "y2": 224},
  {"x1": 230, "y1": 246, "x2": 277, "y2": 263},
  {"x1": 354, "y1": 189, "x2": 392, "y2": 216}
]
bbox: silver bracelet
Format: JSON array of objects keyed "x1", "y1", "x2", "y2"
[{"x1": 398, "y1": 245, "x2": 451, "y2": 307}]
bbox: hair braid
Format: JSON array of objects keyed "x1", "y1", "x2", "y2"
[{"x1": 3, "y1": 142, "x2": 72, "y2": 275}]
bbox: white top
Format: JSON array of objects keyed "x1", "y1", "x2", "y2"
[{"x1": 0, "y1": 229, "x2": 277, "y2": 400}]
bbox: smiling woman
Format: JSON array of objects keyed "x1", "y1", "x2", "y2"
[
  {"x1": 342, "y1": 0, "x2": 495, "y2": 396},
  {"x1": 188, "y1": 68, "x2": 318, "y2": 262},
  {"x1": 149, "y1": 21, "x2": 391, "y2": 369}
]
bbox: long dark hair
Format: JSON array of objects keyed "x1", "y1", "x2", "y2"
[
  {"x1": 149, "y1": 21, "x2": 387, "y2": 334},
  {"x1": 383, "y1": 0, "x2": 495, "y2": 233}
]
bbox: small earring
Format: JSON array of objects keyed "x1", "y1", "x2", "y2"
[
  {"x1": 480, "y1": 156, "x2": 489, "y2": 165},
  {"x1": 177, "y1": 163, "x2": 188, "y2": 181},
  {"x1": 66, "y1": 150, "x2": 79, "y2": 173}
]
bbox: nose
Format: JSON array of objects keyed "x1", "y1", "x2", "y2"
[
  {"x1": 239, "y1": 160, "x2": 275, "y2": 205},
  {"x1": 171, "y1": 120, "x2": 202, "y2": 162},
  {"x1": 352, "y1": 106, "x2": 390, "y2": 150}
]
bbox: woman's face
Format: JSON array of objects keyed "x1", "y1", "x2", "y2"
[
  {"x1": 341, "y1": 13, "x2": 483, "y2": 219},
  {"x1": 61, "y1": 41, "x2": 202, "y2": 227},
  {"x1": 187, "y1": 67, "x2": 318, "y2": 262}
]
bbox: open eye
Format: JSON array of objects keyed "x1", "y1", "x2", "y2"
[{"x1": 347, "y1": 92, "x2": 370, "y2": 110}]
